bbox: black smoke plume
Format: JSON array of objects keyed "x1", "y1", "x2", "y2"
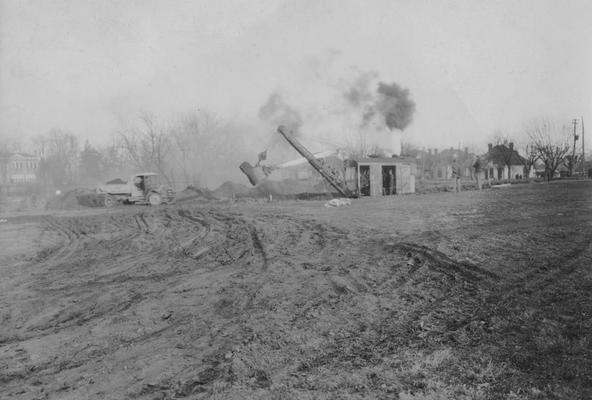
[{"x1": 375, "y1": 82, "x2": 415, "y2": 131}]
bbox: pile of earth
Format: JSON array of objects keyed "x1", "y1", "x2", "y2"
[
  {"x1": 212, "y1": 181, "x2": 251, "y2": 199},
  {"x1": 246, "y1": 178, "x2": 336, "y2": 197},
  {"x1": 175, "y1": 185, "x2": 218, "y2": 202},
  {"x1": 45, "y1": 188, "x2": 94, "y2": 210}
]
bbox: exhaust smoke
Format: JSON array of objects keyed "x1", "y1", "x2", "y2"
[
  {"x1": 376, "y1": 82, "x2": 416, "y2": 131},
  {"x1": 258, "y1": 92, "x2": 303, "y2": 133}
]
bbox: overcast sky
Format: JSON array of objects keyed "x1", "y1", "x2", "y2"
[{"x1": 1, "y1": 0, "x2": 591, "y2": 152}]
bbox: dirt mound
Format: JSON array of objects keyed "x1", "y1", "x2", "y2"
[
  {"x1": 212, "y1": 181, "x2": 250, "y2": 199},
  {"x1": 176, "y1": 185, "x2": 218, "y2": 202},
  {"x1": 252, "y1": 179, "x2": 309, "y2": 195},
  {"x1": 106, "y1": 178, "x2": 126, "y2": 184},
  {"x1": 45, "y1": 188, "x2": 94, "y2": 210},
  {"x1": 249, "y1": 178, "x2": 334, "y2": 197}
]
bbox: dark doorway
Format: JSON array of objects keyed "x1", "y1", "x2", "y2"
[
  {"x1": 360, "y1": 166, "x2": 370, "y2": 196},
  {"x1": 382, "y1": 166, "x2": 396, "y2": 195}
]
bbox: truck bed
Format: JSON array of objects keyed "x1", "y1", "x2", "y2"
[{"x1": 97, "y1": 183, "x2": 131, "y2": 195}]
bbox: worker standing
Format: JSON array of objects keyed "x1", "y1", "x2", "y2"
[
  {"x1": 473, "y1": 156, "x2": 482, "y2": 190},
  {"x1": 388, "y1": 170, "x2": 395, "y2": 195},
  {"x1": 452, "y1": 159, "x2": 462, "y2": 192}
]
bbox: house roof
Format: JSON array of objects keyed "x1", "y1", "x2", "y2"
[
  {"x1": 415, "y1": 148, "x2": 474, "y2": 164},
  {"x1": 484, "y1": 144, "x2": 525, "y2": 165},
  {"x1": 0, "y1": 152, "x2": 40, "y2": 159}
]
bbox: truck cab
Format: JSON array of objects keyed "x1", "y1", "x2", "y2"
[{"x1": 128, "y1": 173, "x2": 175, "y2": 205}]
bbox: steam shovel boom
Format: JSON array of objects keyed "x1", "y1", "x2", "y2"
[{"x1": 277, "y1": 125, "x2": 357, "y2": 198}]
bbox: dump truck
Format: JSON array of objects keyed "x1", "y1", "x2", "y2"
[{"x1": 77, "y1": 172, "x2": 175, "y2": 207}]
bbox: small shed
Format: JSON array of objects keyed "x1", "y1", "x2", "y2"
[{"x1": 353, "y1": 157, "x2": 415, "y2": 197}]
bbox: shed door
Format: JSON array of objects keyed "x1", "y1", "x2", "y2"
[
  {"x1": 359, "y1": 165, "x2": 370, "y2": 196},
  {"x1": 382, "y1": 166, "x2": 396, "y2": 195}
]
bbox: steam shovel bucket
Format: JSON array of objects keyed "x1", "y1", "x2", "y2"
[{"x1": 239, "y1": 162, "x2": 266, "y2": 186}]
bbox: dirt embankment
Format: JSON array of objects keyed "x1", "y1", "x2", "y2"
[{"x1": 1, "y1": 180, "x2": 591, "y2": 399}]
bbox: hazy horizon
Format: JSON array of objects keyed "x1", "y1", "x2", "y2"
[{"x1": 1, "y1": 0, "x2": 591, "y2": 154}]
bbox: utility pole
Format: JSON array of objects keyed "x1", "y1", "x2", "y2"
[
  {"x1": 582, "y1": 117, "x2": 585, "y2": 176},
  {"x1": 571, "y1": 118, "x2": 578, "y2": 176}
]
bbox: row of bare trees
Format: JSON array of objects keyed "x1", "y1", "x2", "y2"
[
  {"x1": 115, "y1": 110, "x2": 246, "y2": 188},
  {"x1": 523, "y1": 118, "x2": 579, "y2": 178},
  {"x1": 22, "y1": 109, "x2": 249, "y2": 191},
  {"x1": 490, "y1": 118, "x2": 582, "y2": 179}
]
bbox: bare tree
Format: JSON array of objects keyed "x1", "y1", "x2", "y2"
[
  {"x1": 521, "y1": 143, "x2": 539, "y2": 179},
  {"x1": 170, "y1": 110, "x2": 220, "y2": 187},
  {"x1": 118, "y1": 112, "x2": 173, "y2": 183},
  {"x1": 525, "y1": 118, "x2": 571, "y2": 180},
  {"x1": 117, "y1": 109, "x2": 248, "y2": 189},
  {"x1": 34, "y1": 129, "x2": 79, "y2": 187}
]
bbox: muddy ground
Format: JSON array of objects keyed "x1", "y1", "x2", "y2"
[{"x1": 1, "y1": 180, "x2": 591, "y2": 399}]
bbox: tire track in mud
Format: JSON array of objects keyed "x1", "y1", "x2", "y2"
[
  {"x1": 34, "y1": 216, "x2": 85, "y2": 266},
  {"x1": 145, "y1": 213, "x2": 338, "y2": 398},
  {"x1": 0, "y1": 207, "x2": 226, "y2": 393},
  {"x1": 283, "y1": 231, "x2": 504, "y2": 377},
  {"x1": 175, "y1": 209, "x2": 213, "y2": 259},
  {"x1": 391, "y1": 242, "x2": 499, "y2": 282}
]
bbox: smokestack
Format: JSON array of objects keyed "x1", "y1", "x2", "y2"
[
  {"x1": 488, "y1": 143, "x2": 493, "y2": 152},
  {"x1": 391, "y1": 129, "x2": 402, "y2": 157}
]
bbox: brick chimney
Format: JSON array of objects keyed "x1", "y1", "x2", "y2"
[
  {"x1": 509, "y1": 142, "x2": 514, "y2": 152},
  {"x1": 488, "y1": 143, "x2": 493, "y2": 152}
]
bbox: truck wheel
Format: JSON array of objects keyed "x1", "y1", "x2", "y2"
[
  {"x1": 147, "y1": 192, "x2": 162, "y2": 206},
  {"x1": 104, "y1": 195, "x2": 115, "y2": 208}
]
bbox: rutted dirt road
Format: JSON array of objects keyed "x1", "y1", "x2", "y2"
[{"x1": 1, "y1": 180, "x2": 591, "y2": 399}]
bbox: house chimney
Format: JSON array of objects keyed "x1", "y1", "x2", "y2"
[
  {"x1": 488, "y1": 143, "x2": 492, "y2": 152},
  {"x1": 509, "y1": 142, "x2": 514, "y2": 152}
]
